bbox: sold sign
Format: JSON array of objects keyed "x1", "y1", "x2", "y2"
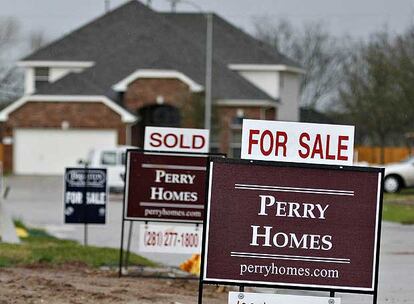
[
  {"x1": 241, "y1": 120, "x2": 354, "y2": 165},
  {"x1": 144, "y1": 127, "x2": 210, "y2": 153}
]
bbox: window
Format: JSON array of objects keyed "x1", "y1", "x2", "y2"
[
  {"x1": 210, "y1": 143, "x2": 220, "y2": 154},
  {"x1": 229, "y1": 122, "x2": 242, "y2": 158},
  {"x1": 231, "y1": 116, "x2": 243, "y2": 126},
  {"x1": 35, "y1": 67, "x2": 49, "y2": 81},
  {"x1": 101, "y1": 151, "x2": 117, "y2": 166},
  {"x1": 34, "y1": 67, "x2": 49, "y2": 89},
  {"x1": 231, "y1": 147, "x2": 241, "y2": 158}
]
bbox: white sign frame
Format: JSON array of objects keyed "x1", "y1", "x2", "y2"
[
  {"x1": 228, "y1": 292, "x2": 340, "y2": 304},
  {"x1": 138, "y1": 223, "x2": 202, "y2": 254},
  {"x1": 144, "y1": 126, "x2": 210, "y2": 153},
  {"x1": 241, "y1": 119, "x2": 354, "y2": 166}
]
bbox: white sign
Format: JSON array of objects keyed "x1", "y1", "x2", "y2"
[
  {"x1": 138, "y1": 223, "x2": 202, "y2": 254},
  {"x1": 228, "y1": 292, "x2": 341, "y2": 304},
  {"x1": 241, "y1": 119, "x2": 354, "y2": 165},
  {"x1": 144, "y1": 127, "x2": 210, "y2": 153}
]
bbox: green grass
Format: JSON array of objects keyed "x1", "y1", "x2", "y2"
[
  {"x1": 0, "y1": 221, "x2": 156, "y2": 268},
  {"x1": 384, "y1": 188, "x2": 414, "y2": 204},
  {"x1": 382, "y1": 188, "x2": 414, "y2": 224},
  {"x1": 382, "y1": 203, "x2": 414, "y2": 225}
]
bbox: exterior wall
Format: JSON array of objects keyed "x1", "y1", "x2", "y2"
[
  {"x1": 49, "y1": 67, "x2": 84, "y2": 82},
  {"x1": 23, "y1": 66, "x2": 88, "y2": 93},
  {"x1": 278, "y1": 72, "x2": 301, "y2": 121},
  {"x1": 123, "y1": 78, "x2": 193, "y2": 112},
  {"x1": 123, "y1": 78, "x2": 200, "y2": 146},
  {"x1": 24, "y1": 68, "x2": 35, "y2": 94},
  {"x1": 1, "y1": 101, "x2": 127, "y2": 172},
  {"x1": 238, "y1": 70, "x2": 280, "y2": 99},
  {"x1": 214, "y1": 106, "x2": 276, "y2": 157}
]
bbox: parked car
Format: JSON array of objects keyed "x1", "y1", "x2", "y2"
[
  {"x1": 384, "y1": 157, "x2": 414, "y2": 193},
  {"x1": 85, "y1": 146, "x2": 136, "y2": 192}
]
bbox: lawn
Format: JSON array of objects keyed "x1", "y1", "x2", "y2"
[
  {"x1": 0, "y1": 221, "x2": 155, "y2": 268},
  {"x1": 384, "y1": 188, "x2": 414, "y2": 204},
  {"x1": 382, "y1": 188, "x2": 414, "y2": 224},
  {"x1": 382, "y1": 203, "x2": 414, "y2": 225}
]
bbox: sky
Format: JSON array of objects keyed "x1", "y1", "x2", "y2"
[{"x1": 1, "y1": 0, "x2": 414, "y2": 57}]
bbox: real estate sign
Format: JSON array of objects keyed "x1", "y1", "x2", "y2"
[
  {"x1": 241, "y1": 119, "x2": 355, "y2": 165},
  {"x1": 228, "y1": 292, "x2": 340, "y2": 304},
  {"x1": 202, "y1": 158, "x2": 383, "y2": 292},
  {"x1": 144, "y1": 126, "x2": 210, "y2": 153},
  {"x1": 124, "y1": 151, "x2": 208, "y2": 223},
  {"x1": 64, "y1": 167, "x2": 107, "y2": 224},
  {"x1": 138, "y1": 223, "x2": 202, "y2": 254}
]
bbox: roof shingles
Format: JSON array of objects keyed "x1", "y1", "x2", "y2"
[{"x1": 26, "y1": 0, "x2": 297, "y2": 102}]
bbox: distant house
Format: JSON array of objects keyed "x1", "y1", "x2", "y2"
[{"x1": 0, "y1": 0, "x2": 303, "y2": 175}]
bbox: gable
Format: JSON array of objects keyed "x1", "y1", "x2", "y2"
[
  {"x1": 112, "y1": 69, "x2": 203, "y2": 92},
  {"x1": 0, "y1": 95, "x2": 136, "y2": 123}
]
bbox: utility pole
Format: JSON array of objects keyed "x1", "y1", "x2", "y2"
[
  {"x1": 105, "y1": 0, "x2": 110, "y2": 13},
  {"x1": 204, "y1": 12, "x2": 213, "y2": 132},
  {"x1": 164, "y1": 0, "x2": 213, "y2": 132}
]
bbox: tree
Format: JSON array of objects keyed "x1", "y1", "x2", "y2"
[
  {"x1": 0, "y1": 17, "x2": 23, "y2": 102},
  {"x1": 338, "y1": 29, "x2": 414, "y2": 163},
  {"x1": 253, "y1": 17, "x2": 345, "y2": 110}
]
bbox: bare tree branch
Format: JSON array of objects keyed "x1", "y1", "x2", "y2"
[{"x1": 253, "y1": 17, "x2": 345, "y2": 110}]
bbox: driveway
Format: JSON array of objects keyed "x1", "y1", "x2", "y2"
[{"x1": 3, "y1": 175, "x2": 414, "y2": 303}]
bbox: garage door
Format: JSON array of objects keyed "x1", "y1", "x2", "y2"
[{"x1": 14, "y1": 129, "x2": 117, "y2": 175}]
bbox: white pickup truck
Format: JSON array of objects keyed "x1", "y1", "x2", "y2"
[{"x1": 86, "y1": 146, "x2": 136, "y2": 192}]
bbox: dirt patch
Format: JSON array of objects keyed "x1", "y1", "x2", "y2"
[{"x1": 0, "y1": 265, "x2": 228, "y2": 304}]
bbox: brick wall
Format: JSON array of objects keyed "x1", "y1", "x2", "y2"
[
  {"x1": 2, "y1": 101, "x2": 127, "y2": 172},
  {"x1": 123, "y1": 78, "x2": 202, "y2": 146},
  {"x1": 215, "y1": 106, "x2": 277, "y2": 156},
  {"x1": 123, "y1": 78, "x2": 193, "y2": 112}
]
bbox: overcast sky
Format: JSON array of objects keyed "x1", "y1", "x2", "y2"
[{"x1": 1, "y1": 0, "x2": 414, "y2": 54}]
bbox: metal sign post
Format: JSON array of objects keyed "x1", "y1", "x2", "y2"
[{"x1": 83, "y1": 164, "x2": 88, "y2": 246}]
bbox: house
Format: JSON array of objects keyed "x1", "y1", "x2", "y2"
[{"x1": 0, "y1": 0, "x2": 303, "y2": 175}]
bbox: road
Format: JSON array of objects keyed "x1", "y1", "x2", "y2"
[
  {"x1": 3, "y1": 175, "x2": 190, "y2": 267},
  {"x1": 4, "y1": 175, "x2": 414, "y2": 303}
]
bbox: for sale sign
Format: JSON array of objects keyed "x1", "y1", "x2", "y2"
[
  {"x1": 241, "y1": 119, "x2": 354, "y2": 165},
  {"x1": 64, "y1": 168, "x2": 107, "y2": 224},
  {"x1": 144, "y1": 126, "x2": 210, "y2": 153},
  {"x1": 203, "y1": 158, "x2": 383, "y2": 292},
  {"x1": 138, "y1": 223, "x2": 202, "y2": 254},
  {"x1": 124, "y1": 151, "x2": 208, "y2": 223}
]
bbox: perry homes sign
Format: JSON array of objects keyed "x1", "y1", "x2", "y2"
[
  {"x1": 241, "y1": 119, "x2": 355, "y2": 165},
  {"x1": 144, "y1": 126, "x2": 210, "y2": 153},
  {"x1": 124, "y1": 151, "x2": 208, "y2": 223},
  {"x1": 203, "y1": 158, "x2": 383, "y2": 292}
]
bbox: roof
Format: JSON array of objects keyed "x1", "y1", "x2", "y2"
[
  {"x1": 162, "y1": 13, "x2": 300, "y2": 67},
  {"x1": 22, "y1": 0, "x2": 298, "y2": 102}
]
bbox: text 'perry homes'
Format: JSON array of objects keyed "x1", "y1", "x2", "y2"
[
  {"x1": 250, "y1": 195, "x2": 333, "y2": 251},
  {"x1": 150, "y1": 170, "x2": 198, "y2": 202}
]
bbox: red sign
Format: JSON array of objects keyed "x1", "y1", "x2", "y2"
[
  {"x1": 203, "y1": 158, "x2": 383, "y2": 292},
  {"x1": 124, "y1": 151, "x2": 208, "y2": 223}
]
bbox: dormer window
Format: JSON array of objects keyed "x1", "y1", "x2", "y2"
[{"x1": 34, "y1": 67, "x2": 49, "y2": 88}]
